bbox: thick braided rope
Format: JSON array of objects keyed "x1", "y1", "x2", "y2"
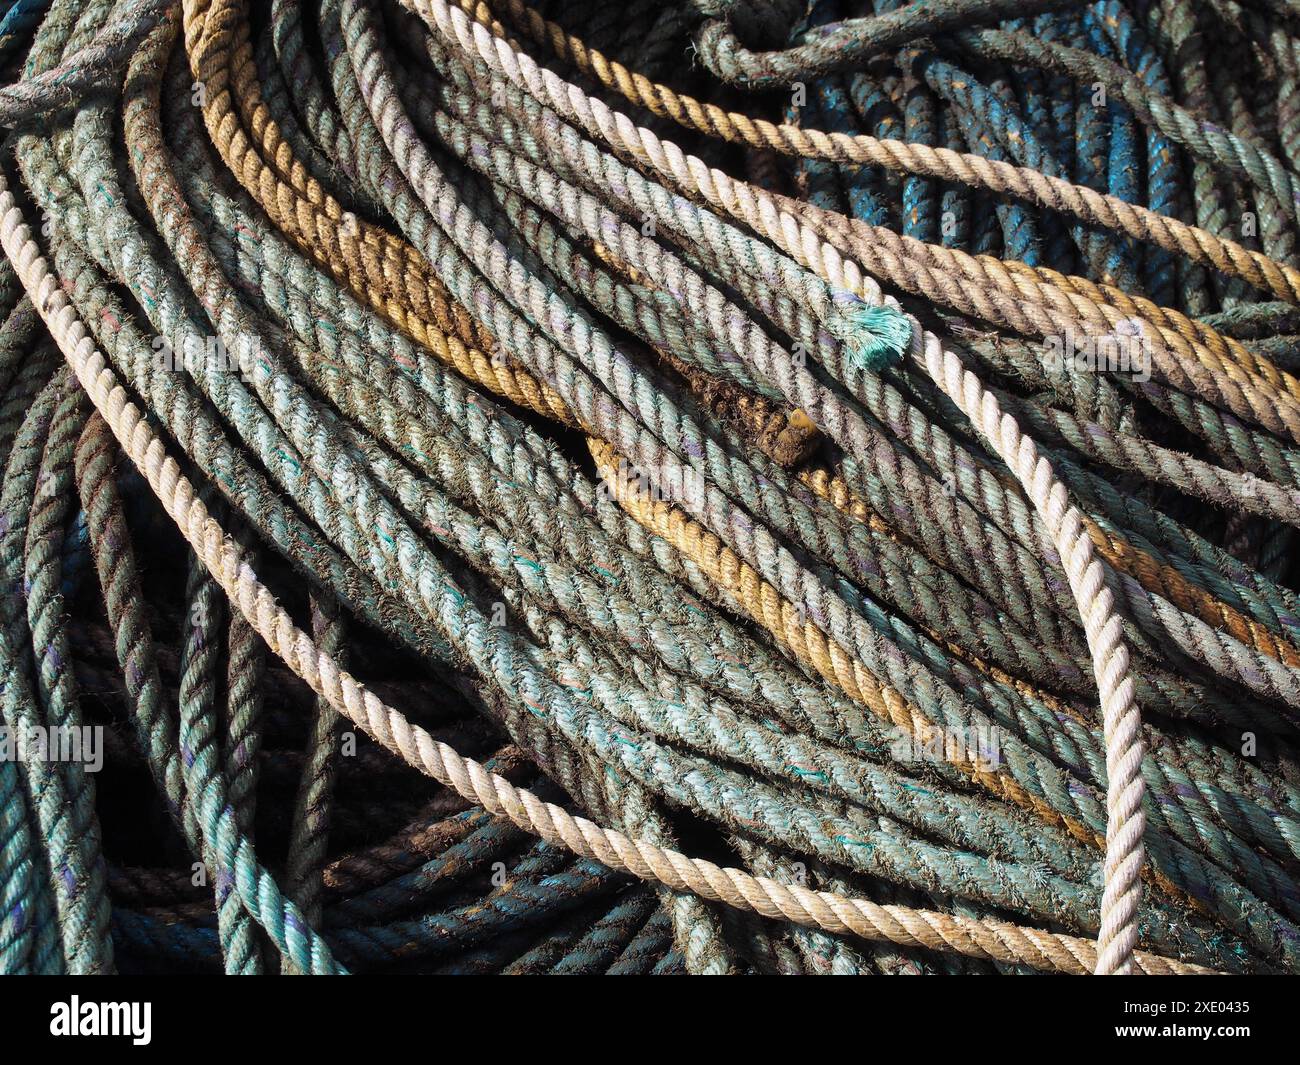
[
  {"x1": 10, "y1": 0, "x2": 1154, "y2": 972},
  {"x1": 423, "y1": 2, "x2": 1300, "y2": 712},
  {"x1": 0, "y1": 185, "x2": 1213, "y2": 977},
  {"x1": 408, "y1": 0, "x2": 1149, "y2": 974},
  {"x1": 13, "y1": 0, "x2": 1300, "y2": 977},
  {"x1": 371, "y1": 0, "x2": 1242, "y2": 728},
  {"x1": 0, "y1": 0, "x2": 174, "y2": 126},
  {"x1": 343, "y1": 0, "x2": 1248, "y2": 967},
  {"x1": 379, "y1": 2, "x2": 1201, "y2": 873},
  {"x1": 165, "y1": 4, "x2": 1300, "y2": 962},
  {"x1": 167, "y1": 39, "x2": 1232, "y2": 951}
]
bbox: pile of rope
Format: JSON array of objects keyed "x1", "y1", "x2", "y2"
[{"x1": 2, "y1": 0, "x2": 1300, "y2": 976}]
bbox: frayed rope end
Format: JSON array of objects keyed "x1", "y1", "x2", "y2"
[{"x1": 825, "y1": 293, "x2": 912, "y2": 371}]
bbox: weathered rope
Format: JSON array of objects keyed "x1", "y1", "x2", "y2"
[
  {"x1": 0, "y1": 175, "x2": 1218, "y2": 975},
  {"x1": 3, "y1": 0, "x2": 1300, "y2": 977}
]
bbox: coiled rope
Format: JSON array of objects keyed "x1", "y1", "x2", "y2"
[{"x1": 1, "y1": 0, "x2": 1299, "y2": 976}]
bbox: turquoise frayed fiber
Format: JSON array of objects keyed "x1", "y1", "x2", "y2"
[{"x1": 825, "y1": 293, "x2": 912, "y2": 370}]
